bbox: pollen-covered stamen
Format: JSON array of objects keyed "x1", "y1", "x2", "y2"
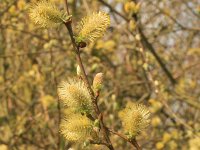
[
  {"x1": 76, "y1": 11, "x2": 110, "y2": 43},
  {"x1": 28, "y1": 0, "x2": 68, "y2": 28},
  {"x1": 57, "y1": 79, "x2": 93, "y2": 114},
  {"x1": 60, "y1": 114, "x2": 94, "y2": 142},
  {"x1": 119, "y1": 102, "x2": 150, "y2": 138}
]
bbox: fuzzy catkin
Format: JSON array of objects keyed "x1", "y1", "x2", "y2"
[
  {"x1": 60, "y1": 114, "x2": 93, "y2": 142},
  {"x1": 57, "y1": 79, "x2": 93, "y2": 114},
  {"x1": 119, "y1": 102, "x2": 150, "y2": 138},
  {"x1": 28, "y1": 0, "x2": 68, "y2": 28},
  {"x1": 76, "y1": 12, "x2": 110, "y2": 43}
]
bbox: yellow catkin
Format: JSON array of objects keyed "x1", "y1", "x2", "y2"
[
  {"x1": 124, "y1": 2, "x2": 140, "y2": 14},
  {"x1": 76, "y1": 12, "x2": 110, "y2": 43},
  {"x1": 57, "y1": 79, "x2": 93, "y2": 114},
  {"x1": 119, "y1": 102, "x2": 150, "y2": 138},
  {"x1": 28, "y1": 0, "x2": 68, "y2": 28},
  {"x1": 60, "y1": 114, "x2": 93, "y2": 142}
]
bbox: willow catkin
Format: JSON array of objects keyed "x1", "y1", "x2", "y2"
[
  {"x1": 57, "y1": 79, "x2": 93, "y2": 114},
  {"x1": 76, "y1": 12, "x2": 110, "y2": 43},
  {"x1": 28, "y1": 0, "x2": 68, "y2": 28},
  {"x1": 119, "y1": 102, "x2": 150, "y2": 138},
  {"x1": 60, "y1": 114, "x2": 93, "y2": 142}
]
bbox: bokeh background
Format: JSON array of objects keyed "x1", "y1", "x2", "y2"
[{"x1": 0, "y1": 0, "x2": 200, "y2": 149}]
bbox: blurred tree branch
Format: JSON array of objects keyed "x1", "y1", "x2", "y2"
[{"x1": 98, "y1": 0, "x2": 176, "y2": 85}]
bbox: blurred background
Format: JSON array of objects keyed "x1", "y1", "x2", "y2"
[{"x1": 0, "y1": 0, "x2": 200, "y2": 149}]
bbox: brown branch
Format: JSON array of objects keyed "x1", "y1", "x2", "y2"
[
  {"x1": 108, "y1": 128, "x2": 141, "y2": 150},
  {"x1": 98, "y1": 0, "x2": 128, "y2": 21},
  {"x1": 64, "y1": 0, "x2": 70, "y2": 15},
  {"x1": 173, "y1": 92, "x2": 200, "y2": 110},
  {"x1": 149, "y1": 1, "x2": 200, "y2": 32},
  {"x1": 138, "y1": 27, "x2": 176, "y2": 85},
  {"x1": 98, "y1": 0, "x2": 176, "y2": 85},
  {"x1": 89, "y1": 139, "x2": 109, "y2": 147},
  {"x1": 63, "y1": 19, "x2": 114, "y2": 150}
]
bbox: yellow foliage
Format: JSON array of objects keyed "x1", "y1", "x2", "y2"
[
  {"x1": 189, "y1": 137, "x2": 200, "y2": 150},
  {"x1": 171, "y1": 130, "x2": 179, "y2": 139},
  {"x1": 162, "y1": 133, "x2": 171, "y2": 143},
  {"x1": 0, "y1": 145, "x2": 8, "y2": 150},
  {"x1": 96, "y1": 40, "x2": 116, "y2": 52},
  {"x1": 149, "y1": 99, "x2": 163, "y2": 113},
  {"x1": 151, "y1": 116, "x2": 161, "y2": 127},
  {"x1": 168, "y1": 140, "x2": 178, "y2": 150},
  {"x1": 0, "y1": 76, "x2": 3, "y2": 83},
  {"x1": 156, "y1": 142, "x2": 164, "y2": 149},
  {"x1": 17, "y1": 0, "x2": 26, "y2": 10},
  {"x1": 187, "y1": 48, "x2": 200, "y2": 56},
  {"x1": 129, "y1": 20, "x2": 137, "y2": 31},
  {"x1": 124, "y1": 2, "x2": 140, "y2": 14},
  {"x1": 40, "y1": 95, "x2": 55, "y2": 108},
  {"x1": 0, "y1": 0, "x2": 199, "y2": 149},
  {"x1": 8, "y1": 6, "x2": 16, "y2": 15}
]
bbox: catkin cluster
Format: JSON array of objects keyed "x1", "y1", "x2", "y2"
[
  {"x1": 58, "y1": 79, "x2": 94, "y2": 142},
  {"x1": 28, "y1": 1, "x2": 150, "y2": 146}
]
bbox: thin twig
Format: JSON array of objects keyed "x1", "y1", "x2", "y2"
[
  {"x1": 64, "y1": 0, "x2": 70, "y2": 15},
  {"x1": 108, "y1": 128, "x2": 141, "y2": 150},
  {"x1": 98, "y1": 0, "x2": 176, "y2": 85}
]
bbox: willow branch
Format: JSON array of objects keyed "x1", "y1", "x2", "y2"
[
  {"x1": 108, "y1": 128, "x2": 141, "y2": 150},
  {"x1": 98, "y1": 0, "x2": 176, "y2": 85},
  {"x1": 63, "y1": 19, "x2": 114, "y2": 150},
  {"x1": 138, "y1": 27, "x2": 176, "y2": 85}
]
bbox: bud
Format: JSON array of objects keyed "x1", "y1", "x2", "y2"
[
  {"x1": 93, "y1": 119, "x2": 100, "y2": 132},
  {"x1": 129, "y1": 20, "x2": 136, "y2": 31},
  {"x1": 135, "y1": 34, "x2": 141, "y2": 41},
  {"x1": 94, "y1": 119, "x2": 100, "y2": 128},
  {"x1": 124, "y1": 2, "x2": 140, "y2": 14},
  {"x1": 77, "y1": 65, "x2": 81, "y2": 76},
  {"x1": 93, "y1": 73, "x2": 103, "y2": 92},
  {"x1": 83, "y1": 140, "x2": 90, "y2": 147},
  {"x1": 78, "y1": 41, "x2": 87, "y2": 48}
]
